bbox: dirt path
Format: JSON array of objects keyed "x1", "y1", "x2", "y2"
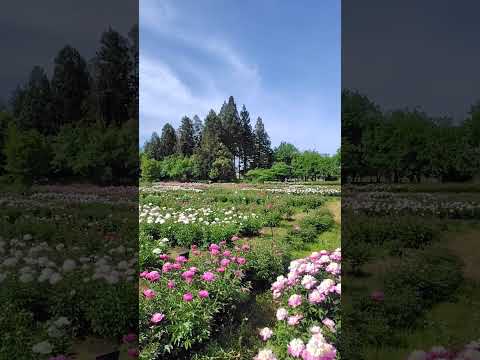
[
  {"x1": 445, "y1": 227, "x2": 480, "y2": 281},
  {"x1": 327, "y1": 200, "x2": 341, "y2": 224}
]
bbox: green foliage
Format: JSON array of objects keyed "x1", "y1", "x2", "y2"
[
  {"x1": 3, "y1": 123, "x2": 51, "y2": 185},
  {"x1": 140, "y1": 155, "x2": 163, "y2": 182},
  {"x1": 342, "y1": 89, "x2": 480, "y2": 182},
  {"x1": 244, "y1": 238, "x2": 289, "y2": 285},
  {"x1": 51, "y1": 121, "x2": 138, "y2": 183},
  {"x1": 274, "y1": 142, "x2": 299, "y2": 165}
]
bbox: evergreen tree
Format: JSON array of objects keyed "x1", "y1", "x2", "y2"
[
  {"x1": 202, "y1": 110, "x2": 223, "y2": 142},
  {"x1": 159, "y1": 123, "x2": 177, "y2": 159},
  {"x1": 239, "y1": 104, "x2": 254, "y2": 174},
  {"x1": 178, "y1": 116, "x2": 195, "y2": 156},
  {"x1": 143, "y1": 132, "x2": 162, "y2": 160},
  {"x1": 220, "y1": 96, "x2": 241, "y2": 172},
  {"x1": 128, "y1": 24, "x2": 139, "y2": 120},
  {"x1": 192, "y1": 114, "x2": 203, "y2": 149},
  {"x1": 197, "y1": 110, "x2": 222, "y2": 178},
  {"x1": 253, "y1": 117, "x2": 273, "y2": 168},
  {"x1": 17, "y1": 66, "x2": 54, "y2": 133},
  {"x1": 51, "y1": 45, "x2": 90, "y2": 128},
  {"x1": 93, "y1": 28, "x2": 132, "y2": 125}
]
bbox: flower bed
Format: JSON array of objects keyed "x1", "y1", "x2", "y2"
[
  {"x1": 139, "y1": 238, "x2": 251, "y2": 359},
  {"x1": 139, "y1": 205, "x2": 262, "y2": 248},
  {"x1": 407, "y1": 340, "x2": 480, "y2": 360},
  {"x1": 255, "y1": 249, "x2": 341, "y2": 360}
]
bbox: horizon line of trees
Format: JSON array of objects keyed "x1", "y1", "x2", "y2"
[
  {"x1": 141, "y1": 96, "x2": 340, "y2": 182},
  {"x1": 342, "y1": 89, "x2": 480, "y2": 183},
  {"x1": 0, "y1": 25, "x2": 139, "y2": 186}
]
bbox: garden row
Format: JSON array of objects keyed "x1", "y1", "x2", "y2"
[
  {"x1": 0, "y1": 192, "x2": 138, "y2": 359},
  {"x1": 138, "y1": 184, "x2": 340, "y2": 359}
]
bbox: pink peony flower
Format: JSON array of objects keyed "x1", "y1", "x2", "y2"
[
  {"x1": 322, "y1": 318, "x2": 336, "y2": 333},
  {"x1": 162, "y1": 262, "x2": 173, "y2": 273},
  {"x1": 241, "y1": 244, "x2": 250, "y2": 251},
  {"x1": 175, "y1": 255, "x2": 187, "y2": 263},
  {"x1": 209, "y1": 244, "x2": 220, "y2": 252},
  {"x1": 201, "y1": 271, "x2": 216, "y2": 282},
  {"x1": 254, "y1": 349, "x2": 277, "y2": 360},
  {"x1": 276, "y1": 307, "x2": 288, "y2": 321},
  {"x1": 236, "y1": 257, "x2": 246, "y2": 265},
  {"x1": 287, "y1": 314, "x2": 303, "y2": 326},
  {"x1": 159, "y1": 254, "x2": 169, "y2": 260},
  {"x1": 223, "y1": 250, "x2": 232, "y2": 257},
  {"x1": 231, "y1": 235, "x2": 240, "y2": 241},
  {"x1": 172, "y1": 263, "x2": 182, "y2": 270},
  {"x1": 220, "y1": 258, "x2": 231, "y2": 267},
  {"x1": 217, "y1": 267, "x2": 226, "y2": 273},
  {"x1": 142, "y1": 289, "x2": 156, "y2": 299},
  {"x1": 146, "y1": 271, "x2": 160, "y2": 282},
  {"x1": 198, "y1": 290, "x2": 209, "y2": 298},
  {"x1": 150, "y1": 313, "x2": 165, "y2": 324},
  {"x1": 288, "y1": 294, "x2": 303, "y2": 308},
  {"x1": 259, "y1": 327, "x2": 273, "y2": 341},
  {"x1": 183, "y1": 292, "x2": 193, "y2": 302},
  {"x1": 308, "y1": 290, "x2": 326, "y2": 304},
  {"x1": 167, "y1": 280, "x2": 175, "y2": 289},
  {"x1": 288, "y1": 338, "x2": 305, "y2": 358},
  {"x1": 182, "y1": 270, "x2": 195, "y2": 281}
]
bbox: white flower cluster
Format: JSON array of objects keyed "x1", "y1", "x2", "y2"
[
  {"x1": 139, "y1": 205, "x2": 257, "y2": 225},
  {"x1": 0, "y1": 234, "x2": 137, "y2": 286}
]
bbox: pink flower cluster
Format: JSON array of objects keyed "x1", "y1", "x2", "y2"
[
  {"x1": 407, "y1": 340, "x2": 480, "y2": 360},
  {"x1": 256, "y1": 249, "x2": 341, "y2": 360},
  {"x1": 140, "y1": 238, "x2": 249, "y2": 329}
]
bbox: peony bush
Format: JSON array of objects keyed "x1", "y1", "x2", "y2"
[
  {"x1": 255, "y1": 249, "x2": 341, "y2": 360},
  {"x1": 139, "y1": 238, "x2": 251, "y2": 359}
]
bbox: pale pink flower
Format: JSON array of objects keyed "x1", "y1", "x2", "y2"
[
  {"x1": 288, "y1": 294, "x2": 303, "y2": 308},
  {"x1": 276, "y1": 307, "x2": 288, "y2": 320},
  {"x1": 259, "y1": 327, "x2": 273, "y2": 341},
  {"x1": 287, "y1": 314, "x2": 303, "y2": 326},
  {"x1": 150, "y1": 313, "x2": 165, "y2": 324},
  {"x1": 322, "y1": 318, "x2": 336, "y2": 333},
  {"x1": 288, "y1": 338, "x2": 305, "y2": 357}
]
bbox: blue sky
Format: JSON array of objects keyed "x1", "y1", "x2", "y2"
[{"x1": 140, "y1": 0, "x2": 340, "y2": 154}]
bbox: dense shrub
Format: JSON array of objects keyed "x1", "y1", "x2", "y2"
[
  {"x1": 3, "y1": 124, "x2": 51, "y2": 185},
  {"x1": 139, "y1": 242, "x2": 251, "y2": 359},
  {"x1": 244, "y1": 238, "x2": 289, "y2": 286},
  {"x1": 343, "y1": 214, "x2": 438, "y2": 253},
  {"x1": 254, "y1": 249, "x2": 341, "y2": 360},
  {"x1": 383, "y1": 248, "x2": 463, "y2": 309}
]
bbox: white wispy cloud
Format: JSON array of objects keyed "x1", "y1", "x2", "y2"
[{"x1": 139, "y1": 0, "x2": 340, "y2": 153}]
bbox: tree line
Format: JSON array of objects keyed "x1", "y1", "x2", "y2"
[
  {"x1": 0, "y1": 26, "x2": 139, "y2": 186},
  {"x1": 141, "y1": 96, "x2": 340, "y2": 182},
  {"x1": 342, "y1": 90, "x2": 480, "y2": 183}
]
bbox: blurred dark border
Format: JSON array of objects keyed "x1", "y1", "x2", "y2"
[
  {"x1": 342, "y1": 1, "x2": 480, "y2": 359},
  {"x1": 0, "y1": 2, "x2": 139, "y2": 359}
]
